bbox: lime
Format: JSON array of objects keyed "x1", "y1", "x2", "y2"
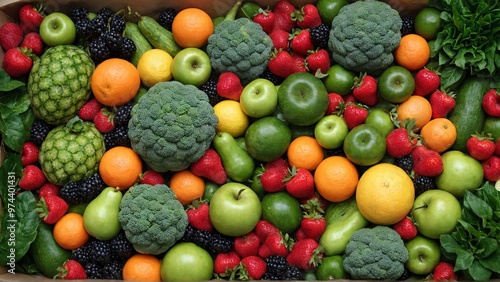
[
  {"x1": 202, "y1": 181, "x2": 220, "y2": 202},
  {"x1": 414, "y1": 7, "x2": 442, "y2": 40},
  {"x1": 244, "y1": 116, "x2": 291, "y2": 162},
  {"x1": 261, "y1": 191, "x2": 302, "y2": 234},
  {"x1": 323, "y1": 64, "x2": 356, "y2": 95},
  {"x1": 316, "y1": 255, "x2": 348, "y2": 280}
]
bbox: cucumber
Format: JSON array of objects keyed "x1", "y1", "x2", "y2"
[
  {"x1": 138, "y1": 16, "x2": 181, "y2": 57},
  {"x1": 448, "y1": 77, "x2": 490, "y2": 152},
  {"x1": 29, "y1": 222, "x2": 71, "y2": 278},
  {"x1": 123, "y1": 22, "x2": 153, "y2": 66}
]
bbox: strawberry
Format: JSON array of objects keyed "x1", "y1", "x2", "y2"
[
  {"x1": 237, "y1": 255, "x2": 267, "y2": 280},
  {"x1": 325, "y1": 93, "x2": 344, "y2": 115},
  {"x1": 268, "y1": 29, "x2": 290, "y2": 51},
  {"x1": 300, "y1": 193, "x2": 328, "y2": 214},
  {"x1": 352, "y1": 74, "x2": 378, "y2": 106},
  {"x1": 343, "y1": 93, "x2": 357, "y2": 104},
  {"x1": 411, "y1": 145, "x2": 443, "y2": 177},
  {"x1": 93, "y1": 108, "x2": 115, "y2": 133},
  {"x1": 284, "y1": 166, "x2": 315, "y2": 199},
  {"x1": 254, "y1": 219, "x2": 281, "y2": 244},
  {"x1": 385, "y1": 120, "x2": 418, "y2": 158},
  {"x1": 392, "y1": 216, "x2": 417, "y2": 240},
  {"x1": 273, "y1": 0, "x2": 297, "y2": 16},
  {"x1": 56, "y1": 259, "x2": 87, "y2": 280},
  {"x1": 290, "y1": 29, "x2": 314, "y2": 56},
  {"x1": 466, "y1": 134, "x2": 496, "y2": 161},
  {"x1": 78, "y1": 98, "x2": 104, "y2": 121},
  {"x1": 258, "y1": 232, "x2": 291, "y2": 258},
  {"x1": 272, "y1": 0, "x2": 297, "y2": 32},
  {"x1": 293, "y1": 227, "x2": 308, "y2": 241},
  {"x1": 253, "y1": 8, "x2": 275, "y2": 34},
  {"x1": 286, "y1": 238, "x2": 323, "y2": 270},
  {"x1": 0, "y1": 22, "x2": 24, "y2": 51},
  {"x1": 38, "y1": 183, "x2": 60, "y2": 198},
  {"x1": 139, "y1": 169, "x2": 165, "y2": 185},
  {"x1": 298, "y1": 198, "x2": 326, "y2": 240},
  {"x1": 217, "y1": 72, "x2": 244, "y2": 101},
  {"x1": 413, "y1": 68, "x2": 440, "y2": 97},
  {"x1": 291, "y1": 52, "x2": 307, "y2": 73},
  {"x1": 482, "y1": 156, "x2": 500, "y2": 182},
  {"x1": 186, "y1": 200, "x2": 213, "y2": 232},
  {"x1": 429, "y1": 89, "x2": 456, "y2": 119},
  {"x1": 21, "y1": 141, "x2": 39, "y2": 167},
  {"x1": 2, "y1": 47, "x2": 33, "y2": 78},
  {"x1": 233, "y1": 232, "x2": 260, "y2": 258},
  {"x1": 190, "y1": 148, "x2": 227, "y2": 184},
  {"x1": 292, "y1": 4, "x2": 322, "y2": 29},
  {"x1": 214, "y1": 251, "x2": 241, "y2": 277},
  {"x1": 20, "y1": 32, "x2": 44, "y2": 56},
  {"x1": 481, "y1": 89, "x2": 500, "y2": 117},
  {"x1": 18, "y1": 4, "x2": 45, "y2": 34},
  {"x1": 19, "y1": 164, "x2": 47, "y2": 191},
  {"x1": 265, "y1": 157, "x2": 289, "y2": 171},
  {"x1": 260, "y1": 162, "x2": 289, "y2": 193},
  {"x1": 341, "y1": 102, "x2": 369, "y2": 130},
  {"x1": 36, "y1": 195, "x2": 69, "y2": 224},
  {"x1": 306, "y1": 48, "x2": 330, "y2": 75},
  {"x1": 268, "y1": 49, "x2": 294, "y2": 78},
  {"x1": 432, "y1": 262, "x2": 457, "y2": 281}
]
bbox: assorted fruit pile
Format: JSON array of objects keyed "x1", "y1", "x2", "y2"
[{"x1": 1, "y1": 0, "x2": 500, "y2": 281}]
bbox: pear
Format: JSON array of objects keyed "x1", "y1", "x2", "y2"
[{"x1": 83, "y1": 187, "x2": 122, "y2": 240}]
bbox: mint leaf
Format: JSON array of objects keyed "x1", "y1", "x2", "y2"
[
  {"x1": 0, "y1": 71, "x2": 25, "y2": 92},
  {"x1": 440, "y1": 234, "x2": 461, "y2": 257},
  {"x1": 479, "y1": 248, "x2": 500, "y2": 272},
  {"x1": 476, "y1": 237, "x2": 498, "y2": 258},
  {"x1": 455, "y1": 248, "x2": 474, "y2": 271},
  {"x1": 463, "y1": 190, "x2": 493, "y2": 220},
  {"x1": 467, "y1": 259, "x2": 492, "y2": 281},
  {"x1": 0, "y1": 85, "x2": 30, "y2": 115},
  {"x1": 0, "y1": 110, "x2": 25, "y2": 153}
]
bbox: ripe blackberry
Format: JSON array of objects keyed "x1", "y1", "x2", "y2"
[
  {"x1": 102, "y1": 31, "x2": 123, "y2": 51},
  {"x1": 97, "y1": 7, "x2": 115, "y2": 22},
  {"x1": 60, "y1": 181, "x2": 84, "y2": 204},
  {"x1": 30, "y1": 119, "x2": 53, "y2": 147},
  {"x1": 109, "y1": 14, "x2": 126, "y2": 34},
  {"x1": 75, "y1": 18, "x2": 93, "y2": 40},
  {"x1": 69, "y1": 7, "x2": 88, "y2": 22},
  {"x1": 264, "y1": 255, "x2": 289, "y2": 279},
  {"x1": 118, "y1": 37, "x2": 137, "y2": 60},
  {"x1": 102, "y1": 261, "x2": 123, "y2": 280},
  {"x1": 209, "y1": 231, "x2": 234, "y2": 254},
  {"x1": 90, "y1": 15, "x2": 108, "y2": 38},
  {"x1": 114, "y1": 102, "x2": 134, "y2": 126},
  {"x1": 80, "y1": 173, "x2": 106, "y2": 202},
  {"x1": 309, "y1": 23, "x2": 330, "y2": 49},
  {"x1": 284, "y1": 265, "x2": 304, "y2": 280},
  {"x1": 88, "y1": 37, "x2": 110, "y2": 64},
  {"x1": 105, "y1": 125, "x2": 131, "y2": 150},
  {"x1": 84, "y1": 262, "x2": 103, "y2": 279},
  {"x1": 71, "y1": 244, "x2": 92, "y2": 265},
  {"x1": 200, "y1": 79, "x2": 223, "y2": 106},
  {"x1": 89, "y1": 240, "x2": 112, "y2": 265},
  {"x1": 260, "y1": 68, "x2": 284, "y2": 86},
  {"x1": 397, "y1": 267, "x2": 411, "y2": 280},
  {"x1": 158, "y1": 8, "x2": 177, "y2": 31},
  {"x1": 401, "y1": 16, "x2": 415, "y2": 36},
  {"x1": 110, "y1": 231, "x2": 135, "y2": 261},
  {"x1": 182, "y1": 225, "x2": 233, "y2": 255},
  {"x1": 393, "y1": 154, "x2": 414, "y2": 174},
  {"x1": 413, "y1": 174, "x2": 435, "y2": 196}
]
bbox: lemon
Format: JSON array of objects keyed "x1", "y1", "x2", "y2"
[
  {"x1": 137, "y1": 49, "x2": 173, "y2": 88},
  {"x1": 213, "y1": 100, "x2": 249, "y2": 137}
]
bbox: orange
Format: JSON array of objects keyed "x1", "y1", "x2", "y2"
[
  {"x1": 123, "y1": 254, "x2": 162, "y2": 281},
  {"x1": 356, "y1": 163, "x2": 415, "y2": 225},
  {"x1": 91, "y1": 58, "x2": 141, "y2": 107},
  {"x1": 420, "y1": 118, "x2": 457, "y2": 153},
  {"x1": 394, "y1": 34, "x2": 431, "y2": 71},
  {"x1": 287, "y1": 136, "x2": 325, "y2": 171},
  {"x1": 395, "y1": 95, "x2": 432, "y2": 132},
  {"x1": 169, "y1": 169, "x2": 205, "y2": 205},
  {"x1": 314, "y1": 156, "x2": 359, "y2": 203},
  {"x1": 53, "y1": 213, "x2": 89, "y2": 250},
  {"x1": 172, "y1": 8, "x2": 214, "y2": 48},
  {"x1": 99, "y1": 146, "x2": 143, "y2": 190}
]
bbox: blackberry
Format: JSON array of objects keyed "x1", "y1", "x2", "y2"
[
  {"x1": 118, "y1": 37, "x2": 137, "y2": 60},
  {"x1": 30, "y1": 119, "x2": 53, "y2": 147},
  {"x1": 309, "y1": 23, "x2": 330, "y2": 49},
  {"x1": 88, "y1": 37, "x2": 110, "y2": 64},
  {"x1": 89, "y1": 240, "x2": 112, "y2": 265},
  {"x1": 102, "y1": 261, "x2": 123, "y2": 280},
  {"x1": 109, "y1": 14, "x2": 126, "y2": 34},
  {"x1": 71, "y1": 244, "x2": 92, "y2": 265},
  {"x1": 200, "y1": 79, "x2": 223, "y2": 106},
  {"x1": 102, "y1": 31, "x2": 123, "y2": 51},
  {"x1": 209, "y1": 231, "x2": 234, "y2": 254},
  {"x1": 401, "y1": 16, "x2": 415, "y2": 36},
  {"x1": 75, "y1": 18, "x2": 93, "y2": 40},
  {"x1": 69, "y1": 7, "x2": 88, "y2": 22},
  {"x1": 90, "y1": 15, "x2": 108, "y2": 38},
  {"x1": 182, "y1": 225, "x2": 233, "y2": 255},
  {"x1": 397, "y1": 267, "x2": 411, "y2": 281},
  {"x1": 84, "y1": 262, "x2": 103, "y2": 279},
  {"x1": 110, "y1": 231, "x2": 135, "y2": 261},
  {"x1": 393, "y1": 154, "x2": 414, "y2": 174},
  {"x1": 158, "y1": 8, "x2": 177, "y2": 31},
  {"x1": 413, "y1": 174, "x2": 435, "y2": 196},
  {"x1": 105, "y1": 125, "x2": 131, "y2": 150},
  {"x1": 97, "y1": 7, "x2": 115, "y2": 22},
  {"x1": 60, "y1": 181, "x2": 84, "y2": 204},
  {"x1": 260, "y1": 68, "x2": 284, "y2": 86},
  {"x1": 114, "y1": 102, "x2": 134, "y2": 126},
  {"x1": 284, "y1": 265, "x2": 304, "y2": 280},
  {"x1": 264, "y1": 255, "x2": 289, "y2": 279},
  {"x1": 80, "y1": 173, "x2": 106, "y2": 202}
]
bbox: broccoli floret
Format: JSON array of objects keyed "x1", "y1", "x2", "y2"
[
  {"x1": 343, "y1": 226, "x2": 409, "y2": 280},
  {"x1": 118, "y1": 184, "x2": 188, "y2": 255},
  {"x1": 328, "y1": 0, "x2": 402, "y2": 75},
  {"x1": 127, "y1": 81, "x2": 218, "y2": 172}
]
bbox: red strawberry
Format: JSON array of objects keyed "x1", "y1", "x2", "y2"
[
  {"x1": 273, "y1": 0, "x2": 297, "y2": 16},
  {"x1": 392, "y1": 216, "x2": 417, "y2": 240},
  {"x1": 413, "y1": 68, "x2": 440, "y2": 97},
  {"x1": 291, "y1": 52, "x2": 307, "y2": 73},
  {"x1": 411, "y1": 145, "x2": 443, "y2": 177},
  {"x1": 20, "y1": 32, "x2": 44, "y2": 56},
  {"x1": 343, "y1": 93, "x2": 357, "y2": 104},
  {"x1": 466, "y1": 134, "x2": 496, "y2": 161},
  {"x1": 265, "y1": 157, "x2": 289, "y2": 170},
  {"x1": 482, "y1": 89, "x2": 500, "y2": 117},
  {"x1": 36, "y1": 195, "x2": 69, "y2": 224},
  {"x1": 18, "y1": 4, "x2": 45, "y2": 34},
  {"x1": 286, "y1": 238, "x2": 323, "y2": 270},
  {"x1": 38, "y1": 183, "x2": 60, "y2": 199},
  {"x1": 352, "y1": 74, "x2": 378, "y2": 106},
  {"x1": 186, "y1": 200, "x2": 213, "y2": 232},
  {"x1": 0, "y1": 22, "x2": 24, "y2": 51},
  {"x1": 214, "y1": 251, "x2": 241, "y2": 277},
  {"x1": 258, "y1": 232, "x2": 291, "y2": 258},
  {"x1": 78, "y1": 98, "x2": 104, "y2": 121},
  {"x1": 294, "y1": 227, "x2": 308, "y2": 241},
  {"x1": 341, "y1": 102, "x2": 368, "y2": 130},
  {"x1": 253, "y1": 8, "x2": 275, "y2": 34},
  {"x1": 2, "y1": 47, "x2": 33, "y2": 78},
  {"x1": 432, "y1": 262, "x2": 457, "y2": 281},
  {"x1": 237, "y1": 256, "x2": 267, "y2": 280},
  {"x1": 300, "y1": 193, "x2": 328, "y2": 214},
  {"x1": 482, "y1": 156, "x2": 500, "y2": 182},
  {"x1": 268, "y1": 29, "x2": 290, "y2": 51},
  {"x1": 233, "y1": 232, "x2": 260, "y2": 258},
  {"x1": 139, "y1": 169, "x2": 165, "y2": 185},
  {"x1": 272, "y1": 0, "x2": 297, "y2": 32},
  {"x1": 284, "y1": 166, "x2": 315, "y2": 199},
  {"x1": 190, "y1": 148, "x2": 227, "y2": 185},
  {"x1": 268, "y1": 49, "x2": 294, "y2": 78},
  {"x1": 306, "y1": 49, "x2": 330, "y2": 75},
  {"x1": 260, "y1": 167, "x2": 288, "y2": 192},
  {"x1": 429, "y1": 89, "x2": 456, "y2": 119},
  {"x1": 325, "y1": 93, "x2": 344, "y2": 115},
  {"x1": 292, "y1": 4, "x2": 322, "y2": 29},
  {"x1": 290, "y1": 29, "x2": 314, "y2": 56},
  {"x1": 21, "y1": 141, "x2": 39, "y2": 167},
  {"x1": 217, "y1": 72, "x2": 244, "y2": 101},
  {"x1": 299, "y1": 216, "x2": 326, "y2": 241},
  {"x1": 385, "y1": 120, "x2": 418, "y2": 158},
  {"x1": 93, "y1": 108, "x2": 115, "y2": 133},
  {"x1": 254, "y1": 219, "x2": 281, "y2": 244},
  {"x1": 56, "y1": 260, "x2": 87, "y2": 280},
  {"x1": 19, "y1": 164, "x2": 47, "y2": 191}
]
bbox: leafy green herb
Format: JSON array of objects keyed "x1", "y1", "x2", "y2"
[{"x1": 439, "y1": 182, "x2": 500, "y2": 280}]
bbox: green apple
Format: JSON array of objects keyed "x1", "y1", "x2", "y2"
[
  {"x1": 209, "y1": 182, "x2": 262, "y2": 237},
  {"x1": 261, "y1": 191, "x2": 302, "y2": 234},
  {"x1": 435, "y1": 150, "x2": 484, "y2": 198},
  {"x1": 244, "y1": 116, "x2": 291, "y2": 162},
  {"x1": 411, "y1": 189, "x2": 462, "y2": 239},
  {"x1": 240, "y1": 78, "x2": 278, "y2": 118},
  {"x1": 316, "y1": 255, "x2": 348, "y2": 280},
  {"x1": 322, "y1": 64, "x2": 356, "y2": 95},
  {"x1": 161, "y1": 242, "x2": 213, "y2": 281},
  {"x1": 39, "y1": 12, "x2": 76, "y2": 46},
  {"x1": 365, "y1": 108, "x2": 394, "y2": 138},
  {"x1": 278, "y1": 72, "x2": 329, "y2": 126},
  {"x1": 378, "y1": 66, "x2": 415, "y2": 103},
  {"x1": 314, "y1": 115, "x2": 349, "y2": 149},
  {"x1": 343, "y1": 124, "x2": 387, "y2": 166},
  {"x1": 171, "y1": 47, "x2": 212, "y2": 87},
  {"x1": 315, "y1": 0, "x2": 349, "y2": 27},
  {"x1": 404, "y1": 235, "x2": 441, "y2": 275}
]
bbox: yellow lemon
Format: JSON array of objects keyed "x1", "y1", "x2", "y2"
[
  {"x1": 213, "y1": 100, "x2": 249, "y2": 137},
  {"x1": 137, "y1": 49, "x2": 173, "y2": 88}
]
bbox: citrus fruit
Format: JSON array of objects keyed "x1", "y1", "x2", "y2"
[
  {"x1": 394, "y1": 34, "x2": 431, "y2": 71},
  {"x1": 396, "y1": 95, "x2": 432, "y2": 131},
  {"x1": 213, "y1": 100, "x2": 249, "y2": 137},
  {"x1": 98, "y1": 146, "x2": 143, "y2": 190},
  {"x1": 414, "y1": 7, "x2": 442, "y2": 40},
  {"x1": 287, "y1": 136, "x2": 325, "y2": 171},
  {"x1": 261, "y1": 191, "x2": 303, "y2": 234},
  {"x1": 314, "y1": 156, "x2": 359, "y2": 203},
  {"x1": 123, "y1": 254, "x2": 162, "y2": 281},
  {"x1": 137, "y1": 49, "x2": 174, "y2": 88},
  {"x1": 172, "y1": 8, "x2": 214, "y2": 48},
  {"x1": 53, "y1": 213, "x2": 89, "y2": 250},
  {"x1": 420, "y1": 118, "x2": 457, "y2": 153},
  {"x1": 245, "y1": 116, "x2": 292, "y2": 162},
  {"x1": 91, "y1": 58, "x2": 141, "y2": 106},
  {"x1": 169, "y1": 169, "x2": 205, "y2": 205},
  {"x1": 316, "y1": 255, "x2": 347, "y2": 280},
  {"x1": 356, "y1": 163, "x2": 415, "y2": 225}
]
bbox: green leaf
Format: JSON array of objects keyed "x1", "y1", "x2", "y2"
[
  {"x1": 455, "y1": 248, "x2": 474, "y2": 271},
  {"x1": 0, "y1": 71, "x2": 25, "y2": 92},
  {"x1": 0, "y1": 111, "x2": 25, "y2": 153},
  {"x1": 463, "y1": 190, "x2": 493, "y2": 220},
  {"x1": 476, "y1": 237, "x2": 498, "y2": 258},
  {"x1": 467, "y1": 259, "x2": 492, "y2": 281},
  {"x1": 0, "y1": 85, "x2": 30, "y2": 115},
  {"x1": 0, "y1": 152, "x2": 23, "y2": 209},
  {"x1": 479, "y1": 248, "x2": 500, "y2": 273},
  {"x1": 458, "y1": 219, "x2": 482, "y2": 238},
  {"x1": 440, "y1": 234, "x2": 462, "y2": 256},
  {"x1": 440, "y1": 66, "x2": 466, "y2": 90}
]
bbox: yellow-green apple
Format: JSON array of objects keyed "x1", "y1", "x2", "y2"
[
  {"x1": 240, "y1": 78, "x2": 278, "y2": 118},
  {"x1": 171, "y1": 47, "x2": 212, "y2": 87}
]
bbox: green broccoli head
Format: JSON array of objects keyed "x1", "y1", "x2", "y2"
[
  {"x1": 128, "y1": 81, "x2": 218, "y2": 172},
  {"x1": 328, "y1": 0, "x2": 402, "y2": 75},
  {"x1": 118, "y1": 184, "x2": 188, "y2": 255},
  {"x1": 206, "y1": 17, "x2": 273, "y2": 85},
  {"x1": 343, "y1": 226, "x2": 409, "y2": 280}
]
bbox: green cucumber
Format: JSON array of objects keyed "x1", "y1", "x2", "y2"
[
  {"x1": 123, "y1": 22, "x2": 153, "y2": 66},
  {"x1": 138, "y1": 16, "x2": 181, "y2": 57},
  {"x1": 212, "y1": 131, "x2": 255, "y2": 183},
  {"x1": 448, "y1": 77, "x2": 490, "y2": 152}
]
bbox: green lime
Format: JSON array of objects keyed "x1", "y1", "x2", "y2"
[
  {"x1": 323, "y1": 64, "x2": 357, "y2": 96},
  {"x1": 261, "y1": 191, "x2": 302, "y2": 234},
  {"x1": 414, "y1": 7, "x2": 442, "y2": 40},
  {"x1": 483, "y1": 116, "x2": 500, "y2": 142},
  {"x1": 202, "y1": 181, "x2": 220, "y2": 202},
  {"x1": 244, "y1": 116, "x2": 292, "y2": 162},
  {"x1": 316, "y1": 255, "x2": 348, "y2": 280},
  {"x1": 315, "y1": 0, "x2": 349, "y2": 27}
]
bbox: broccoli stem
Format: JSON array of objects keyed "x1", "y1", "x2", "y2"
[{"x1": 224, "y1": 0, "x2": 243, "y2": 21}]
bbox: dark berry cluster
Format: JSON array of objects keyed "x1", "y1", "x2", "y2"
[
  {"x1": 309, "y1": 23, "x2": 330, "y2": 49},
  {"x1": 181, "y1": 224, "x2": 234, "y2": 256},
  {"x1": 200, "y1": 78, "x2": 223, "y2": 106},
  {"x1": 400, "y1": 16, "x2": 415, "y2": 36},
  {"x1": 30, "y1": 119, "x2": 54, "y2": 147},
  {"x1": 59, "y1": 173, "x2": 106, "y2": 204},
  {"x1": 158, "y1": 8, "x2": 177, "y2": 31},
  {"x1": 104, "y1": 102, "x2": 134, "y2": 150},
  {"x1": 262, "y1": 255, "x2": 304, "y2": 280}
]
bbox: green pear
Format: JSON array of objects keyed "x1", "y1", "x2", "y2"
[{"x1": 83, "y1": 187, "x2": 122, "y2": 240}]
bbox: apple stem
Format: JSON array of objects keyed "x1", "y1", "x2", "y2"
[
  {"x1": 236, "y1": 188, "x2": 245, "y2": 200},
  {"x1": 412, "y1": 204, "x2": 428, "y2": 211}
]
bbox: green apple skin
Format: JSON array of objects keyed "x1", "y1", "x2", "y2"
[
  {"x1": 161, "y1": 242, "x2": 213, "y2": 281},
  {"x1": 378, "y1": 66, "x2": 415, "y2": 103},
  {"x1": 314, "y1": 115, "x2": 349, "y2": 149},
  {"x1": 435, "y1": 150, "x2": 484, "y2": 198},
  {"x1": 39, "y1": 12, "x2": 76, "y2": 46},
  {"x1": 171, "y1": 47, "x2": 212, "y2": 87},
  {"x1": 404, "y1": 235, "x2": 441, "y2": 275},
  {"x1": 209, "y1": 182, "x2": 262, "y2": 237},
  {"x1": 322, "y1": 64, "x2": 356, "y2": 95},
  {"x1": 240, "y1": 78, "x2": 278, "y2": 118},
  {"x1": 365, "y1": 108, "x2": 394, "y2": 138},
  {"x1": 343, "y1": 124, "x2": 387, "y2": 166},
  {"x1": 411, "y1": 189, "x2": 462, "y2": 239},
  {"x1": 315, "y1": 255, "x2": 348, "y2": 280}
]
